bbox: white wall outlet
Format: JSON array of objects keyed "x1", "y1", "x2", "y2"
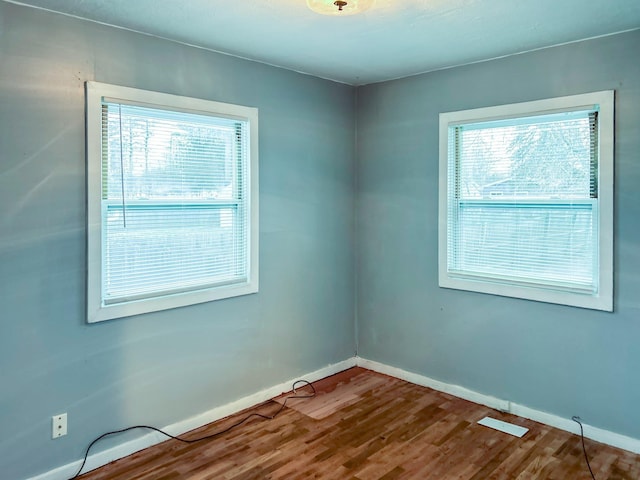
[{"x1": 52, "y1": 413, "x2": 67, "y2": 439}]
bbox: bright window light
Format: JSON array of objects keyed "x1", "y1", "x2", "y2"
[
  {"x1": 439, "y1": 91, "x2": 614, "y2": 311},
  {"x1": 86, "y1": 82, "x2": 259, "y2": 322}
]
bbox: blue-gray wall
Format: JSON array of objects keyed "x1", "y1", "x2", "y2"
[
  {"x1": 2, "y1": 2, "x2": 640, "y2": 479},
  {"x1": 0, "y1": 3, "x2": 355, "y2": 479},
  {"x1": 357, "y1": 29, "x2": 640, "y2": 440}
]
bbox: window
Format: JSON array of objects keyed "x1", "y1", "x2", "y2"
[
  {"x1": 86, "y1": 82, "x2": 258, "y2": 323},
  {"x1": 439, "y1": 91, "x2": 613, "y2": 311}
]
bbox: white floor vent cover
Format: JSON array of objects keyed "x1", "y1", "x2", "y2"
[{"x1": 478, "y1": 416, "x2": 529, "y2": 438}]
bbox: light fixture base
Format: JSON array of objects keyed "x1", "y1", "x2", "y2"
[{"x1": 306, "y1": 0, "x2": 375, "y2": 16}]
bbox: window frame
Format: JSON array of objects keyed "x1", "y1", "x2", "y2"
[
  {"x1": 438, "y1": 91, "x2": 614, "y2": 311},
  {"x1": 86, "y1": 81, "x2": 259, "y2": 323}
]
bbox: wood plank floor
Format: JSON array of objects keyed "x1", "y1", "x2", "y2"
[{"x1": 78, "y1": 368, "x2": 640, "y2": 479}]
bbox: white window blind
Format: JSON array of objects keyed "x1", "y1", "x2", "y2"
[
  {"x1": 102, "y1": 102, "x2": 248, "y2": 303},
  {"x1": 449, "y1": 110, "x2": 597, "y2": 291},
  {"x1": 439, "y1": 92, "x2": 613, "y2": 311},
  {"x1": 86, "y1": 82, "x2": 258, "y2": 322}
]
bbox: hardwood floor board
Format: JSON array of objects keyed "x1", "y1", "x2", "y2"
[
  {"x1": 377, "y1": 465, "x2": 405, "y2": 480},
  {"x1": 551, "y1": 435, "x2": 578, "y2": 461},
  {"x1": 486, "y1": 439, "x2": 552, "y2": 479},
  {"x1": 78, "y1": 368, "x2": 640, "y2": 479},
  {"x1": 406, "y1": 412, "x2": 468, "y2": 446},
  {"x1": 468, "y1": 435, "x2": 526, "y2": 480},
  {"x1": 422, "y1": 427, "x2": 514, "y2": 480},
  {"x1": 609, "y1": 454, "x2": 640, "y2": 479},
  {"x1": 347, "y1": 427, "x2": 434, "y2": 480},
  {"x1": 419, "y1": 450, "x2": 474, "y2": 479},
  {"x1": 596, "y1": 452, "x2": 624, "y2": 480},
  {"x1": 514, "y1": 454, "x2": 557, "y2": 480},
  {"x1": 602, "y1": 450, "x2": 640, "y2": 480},
  {"x1": 223, "y1": 449, "x2": 286, "y2": 480},
  {"x1": 274, "y1": 372, "x2": 389, "y2": 420},
  {"x1": 397, "y1": 443, "x2": 458, "y2": 479},
  {"x1": 457, "y1": 461, "x2": 494, "y2": 480},
  {"x1": 534, "y1": 455, "x2": 564, "y2": 480},
  {"x1": 356, "y1": 408, "x2": 458, "y2": 478},
  {"x1": 349, "y1": 455, "x2": 399, "y2": 480},
  {"x1": 433, "y1": 419, "x2": 471, "y2": 446},
  {"x1": 342, "y1": 439, "x2": 383, "y2": 470},
  {"x1": 274, "y1": 449, "x2": 352, "y2": 479},
  {"x1": 298, "y1": 460, "x2": 355, "y2": 480},
  {"x1": 547, "y1": 456, "x2": 589, "y2": 480},
  {"x1": 327, "y1": 399, "x2": 408, "y2": 449},
  {"x1": 623, "y1": 452, "x2": 640, "y2": 476},
  {"x1": 474, "y1": 423, "x2": 560, "y2": 479}
]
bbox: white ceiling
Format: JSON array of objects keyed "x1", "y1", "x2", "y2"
[{"x1": 8, "y1": 0, "x2": 640, "y2": 85}]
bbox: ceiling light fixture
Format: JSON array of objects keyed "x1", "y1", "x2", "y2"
[{"x1": 306, "y1": 0, "x2": 375, "y2": 16}]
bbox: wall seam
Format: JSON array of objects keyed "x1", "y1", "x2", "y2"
[{"x1": 353, "y1": 85, "x2": 360, "y2": 357}]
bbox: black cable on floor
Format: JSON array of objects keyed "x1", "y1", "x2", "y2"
[
  {"x1": 571, "y1": 416, "x2": 596, "y2": 480},
  {"x1": 68, "y1": 379, "x2": 316, "y2": 479}
]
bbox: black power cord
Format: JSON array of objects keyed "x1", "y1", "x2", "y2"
[
  {"x1": 68, "y1": 379, "x2": 316, "y2": 479},
  {"x1": 571, "y1": 416, "x2": 596, "y2": 480}
]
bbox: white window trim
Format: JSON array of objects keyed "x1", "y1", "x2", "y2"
[
  {"x1": 86, "y1": 81, "x2": 259, "y2": 323},
  {"x1": 438, "y1": 91, "x2": 614, "y2": 311}
]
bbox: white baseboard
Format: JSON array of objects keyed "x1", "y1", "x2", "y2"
[
  {"x1": 26, "y1": 358, "x2": 357, "y2": 480},
  {"x1": 28, "y1": 355, "x2": 640, "y2": 479},
  {"x1": 356, "y1": 357, "x2": 511, "y2": 412},
  {"x1": 356, "y1": 356, "x2": 640, "y2": 455}
]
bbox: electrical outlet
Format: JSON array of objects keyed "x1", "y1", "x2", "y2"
[{"x1": 52, "y1": 413, "x2": 67, "y2": 439}]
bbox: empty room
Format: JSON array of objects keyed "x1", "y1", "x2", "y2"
[{"x1": 1, "y1": 1, "x2": 640, "y2": 479}]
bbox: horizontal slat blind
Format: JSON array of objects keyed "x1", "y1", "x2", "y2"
[
  {"x1": 447, "y1": 109, "x2": 599, "y2": 292},
  {"x1": 101, "y1": 102, "x2": 248, "y2": 305}
]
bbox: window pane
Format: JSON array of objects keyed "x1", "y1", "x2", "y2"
[
  {"x1": 87, "y1": 82, "x2": 258, "y2": 322},
  {"x1": 101, "y1": 102, "x2": 249, "y2": 305},
  {"x1": 457, "y1": 114, "x2": 593, "y2": 200},
  {"x1": 448, "y1": 110, "x2": 598, "y2": 291},
  {"x1": 105, "y1": 104, "x2": 241, "y2": 202},
  {"x1": 104, "y1": 205, "x2": 244, "y2": 302},
  {"x1": 439, "y1": 91, "x2": 612, "y2": 310},
  {"x1": 450, "y1": 202, "x2": 595, "y2": 290}
]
